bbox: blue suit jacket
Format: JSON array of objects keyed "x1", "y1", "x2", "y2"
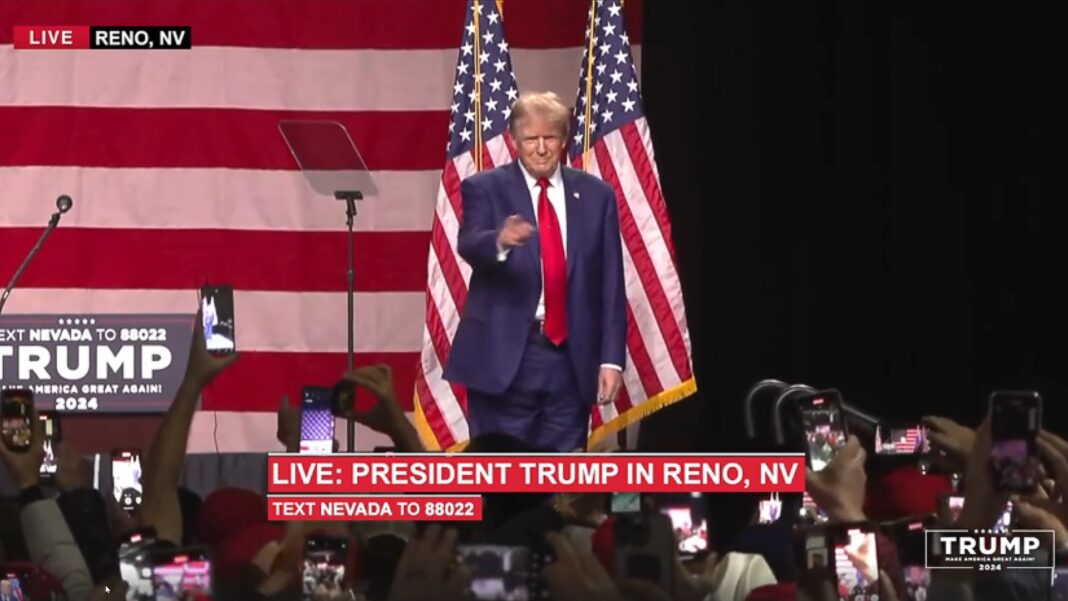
[{"x1": 443, "y1": 161, "x2": 627, "y2": 406}]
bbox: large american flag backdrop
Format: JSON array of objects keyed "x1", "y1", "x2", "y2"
[{"x1": 0, "y1": 0, "x2": 687, "y2": 452}]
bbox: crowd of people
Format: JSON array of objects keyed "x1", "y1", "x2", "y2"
[{"x1": 1, "y1": 306, "x2": 1067, "y2": 601}]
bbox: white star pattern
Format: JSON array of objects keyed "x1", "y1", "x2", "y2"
[
  {"x1": 445, "y1": 1, "x2": 519, "y2": 158},
  {"x1": 567, "y1": 0, "x2": 645, "y2": 158}
]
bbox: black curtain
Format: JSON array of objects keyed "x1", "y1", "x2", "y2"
[{"x1": 638, "y1": 0, "x2": 1068, "y2": 451}]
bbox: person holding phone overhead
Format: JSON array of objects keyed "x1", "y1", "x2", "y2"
[{"x1": 443, "y1": 91, "x2": 627, "y2": 452}]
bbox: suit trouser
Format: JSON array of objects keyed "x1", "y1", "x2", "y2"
[{"x1": 465, "y1": 328, "x2": 589, "y2": 452}]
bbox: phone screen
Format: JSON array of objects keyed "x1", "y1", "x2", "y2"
[
  {"x1": 610, "y1": 492, "x2": 641, "y2": 514},
  {"x1": 800, "y1": 392, "x2": 847, "y2": 472},
  {"x1": 1, "y1": 389, "x2": 33, "y2": 452},
  {"x1": 300, "y1": 387, "x2": 335, "y2": 454},
  {"x1": 303, "y1": 536, "x2": 348, "y2": 601},
  {"x1": 39, "y1": 413, "x2": 59, "y2": 478},
  {"x1": 151, "y1": 548, "x2": 212, "y2": 599},
  {"x1": 112, "y1": 449, "x2": 143, "y2": 512},
  {"x1": 457, "y1": 544, "x2": 541, "y2": 601},
  {"x1": 118, "y1": 528, "x2": 159, "y2": 601},
  {"x1": 875, "y1": 423, "x2": 929, "y2": 455},
  {"x1": 0, "y1": 568, "x2": 30, "y2": 601},
  {"x1": 903, "y1": 565, "x2": 930, "y2": 601},
  {"x1": 830, "y1": 526, "x2": 879, "y2": 600},
  {"x1": 990, "y1": 391, "x2": 1041, "y2": 491},
  {"x1": 201, "y1": 285, "x2": 236, "y2": 353},
  {"x1": 800, "y1": 491, "x2": 829, "y2": 524},
  {"x1": 758, "y1": 493, "x2": 783, "y2": 524},
  {"x1": 660, "y1": 505, "x2": 708, "y2": 557}
]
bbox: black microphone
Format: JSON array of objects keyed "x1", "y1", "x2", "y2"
[{"x1": 0, "y1": 195, "x2": 73, "y2": 316}]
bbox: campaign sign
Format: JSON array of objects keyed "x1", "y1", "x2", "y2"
[
  {"x1": 0, "y1": 315, "x2": 193, "y2": 412},
  {"x1": 926, "y1": 529, "x2": 1056, "y2": 572}
]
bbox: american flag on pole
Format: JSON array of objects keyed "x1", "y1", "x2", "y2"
[
  {"x1": 0, "y1": 0, "x2": 644, "y2": 452},
  {"x1": 413, "y1": 0, "x2": 519, "y2": 451},
  {"x1": 568, "y1": 0, "x2": 695, "y2": 448}
]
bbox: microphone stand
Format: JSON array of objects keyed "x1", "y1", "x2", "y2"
[
  {"x1": 335, "y1": 190, "x2": 362, "y2": 452},
  {"x1": 0, "y1": 205, "x2": 68, "y2": 317}
]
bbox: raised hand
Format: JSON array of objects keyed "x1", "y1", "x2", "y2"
[{"x1": 497, "y1": 214, "x2": 535, "y2": 249}]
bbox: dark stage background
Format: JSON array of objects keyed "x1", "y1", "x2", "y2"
[{"x1": 638, "y1": 0, "x2": 1068, "y2": 451}]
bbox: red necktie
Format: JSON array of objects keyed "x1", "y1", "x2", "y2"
[{"x1": 536, "y1": 178, "x2": 567, "y2": 345}]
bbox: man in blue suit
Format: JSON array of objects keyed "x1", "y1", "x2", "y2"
[{"x1": 443, "y1": 91, "x2": 627, "y2": 452}]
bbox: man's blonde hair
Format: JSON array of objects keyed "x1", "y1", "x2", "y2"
[{"x1": 509, "y1": 91, "x2": 570, "y2": 138}]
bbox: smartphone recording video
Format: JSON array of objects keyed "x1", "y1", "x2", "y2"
[
  {"x1": 660, "y1": 503, "x2": 708, "y2": 559},
  {"x1": 1, "y1": 389, "x2": 34, "y2": 453},
  {"x1": 112, "y1": 449, "x2": 143, "y2": 513},
  {"x1": 0, "y1": 568, "x2": 30, "y2": 601},
  {"x1": 758, "y1": 493, "x2": 783, "y2": 524},
  {"x1": 38, "y1": 412, "x2": 59, "y2": 481},
  {"x1": 610, "y1": 492, "x2": 641, "y2": 514},
  {"x1": 457, "y1": 544, "x2": 541, "y2": 601},
  {"x1": 830, "y1": 525, "x2": 880, "y2": 601},
  {"x1": 890, "y1": 517, "x2": 934, "y2": 601},
  {"x1": 875, "y1": 423, "x2": 929, "y2": 456},
  {"x1": 119, "y1": 530, "x2": 158, "y2": 601},
  {"x1": 989, "y1": 390, "x2": 1041, "y2": 492},
  {"x1": 938, "y1": 494, "x2": 1012, "y2": 531},
  {"x1": 200, "y1": 284, "x2": 236, "y2": 353},
  {"x1": 300, "y1": 386, "x2": 335, "y2": 454},
  {"x1": 150, "y1": 547, "x2": 212, "y2": 600},
  {"x1": 613, "y1": 512, "x2": 674, "y2": 593},
  {"x1": 302, "y1": 536, "x2": 348, "y2": 601},
  {"x1": 799, "y1": 390, "x2": 848, "y2": 472},
  {"x1": 800, "y1": 491, "x2": 829, "y2": 524}
]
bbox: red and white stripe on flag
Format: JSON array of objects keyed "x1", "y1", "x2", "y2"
[
  {"x1": 567, "y1": 0, "x2": 696, "y2": 449},
  {"x1": 0, "y1": 0, "x2": 645, "y2": 452}
]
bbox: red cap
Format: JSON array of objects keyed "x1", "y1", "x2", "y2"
[
  {"x1": 215, "y1": 522, "x2": 286, "y2": 579},
  {"x1": 864, "y1": 465, "x2": 951, "y2": 520},
  {"x1": 196, "y1": 487, "x2": 268, "y2": 548},
  {"x1": 591, "y1": 515, "x2": 616, "y2": 575}
]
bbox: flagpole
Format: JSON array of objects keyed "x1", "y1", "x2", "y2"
[
  {"x1": 581, "y1": 0, "x2": 597, "y2": 169},
  {"x1": 472, "y1": 0, "x2": 484, "y2": 171}
]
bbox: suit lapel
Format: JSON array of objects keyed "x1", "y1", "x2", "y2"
[
  {"x1": 508, "y1": 162, "x2": 541, "y2": 277},
  {"x1": 562, "y1": 167, "x2": 581, "y2": 280}
]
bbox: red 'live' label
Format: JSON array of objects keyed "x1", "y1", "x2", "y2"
[{"x1": 13, "y1": 26, "x2": 90, "y2": 49}]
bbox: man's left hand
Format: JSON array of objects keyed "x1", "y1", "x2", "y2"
[{"x1": 597, "y1": 367, "x2": 622, "y2": 405}]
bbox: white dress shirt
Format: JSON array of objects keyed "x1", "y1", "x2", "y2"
[{"x1": 496, "y1": 162, "x2": 621, "y2": 373}]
